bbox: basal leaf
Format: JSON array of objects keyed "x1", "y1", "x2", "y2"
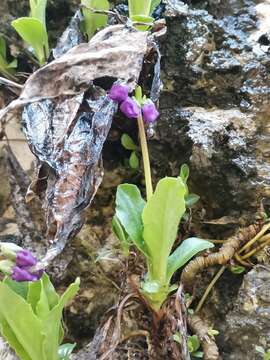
[
  {"x1": 11, "y1": 17, "x2": 49, "y2": 64},
  {"x1": 41, "y1": 278, "x2": 80, "y2": 360},
  {"x1": 0, "y1": 282, "x2": 45, "y2": 360},
  {"x1": 81, "y1": 0, "x2": 109, "y2": 40},
  {"x1": 129, "y1": 151, "x2": 139, "y2": 169},
  {"x1": 150, "y1": 0, "x2": 161, "y2": 15},
  {"x1": 121, "y1": 133, "x2": 137, "y2": 151},
  {"x1": 128, "y1": 0, "x2": 151, "y2": 17},
  {"x1": 0, "y1": 318, "x2": 31, "y2": 360},
  {"x1": 185, "y1": 193, "x2": 200, "y2": 208},
  {"x1": 142, "y1": 177, "x2": 186, "y2": 283},
  {"x1": 3, "y1": 277, "x2": 28, "y2": 299},
  {"x1": 112, "y1": 215, "x2": 131, "y2": 254},
  {"x1": 0, "y1": 37, "x2": 6, "y2": 58},
  {"x1": 166, "y1": 237, "x2": 214, "y2": 282},
  {"x1": 36, "y1": 279, "x2": 50, "y2": 319},
  {"x1": 41, "y1": 272, "x2": 59, "y2": 309},
  {"x1": 58, "y1": 343, "x2": 76, "y2": 360},
  {"x1": 115, "y1": 184, "x2": 146, "y2": 255},
  {"x1": 30, "y1": 0, "x2": 47, "y2": 26},
  {"x1": 27, "y1": 280, "x2": 42, "y2": 313},
  {"x1": 180, "y1": 164, "x2": 190, "y2": 184}
]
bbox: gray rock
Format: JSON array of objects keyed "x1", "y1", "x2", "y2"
[{"x1": 223, "y1": 266, "x2": 270, "y2": 359}]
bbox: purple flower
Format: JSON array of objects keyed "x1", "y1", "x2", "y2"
[
  {"x1": 109, "y1": 83, "x2": 129, "y2": 103},
  {"x1": 16, "y1": 250, "x2": 37, "y2": 267},
  {"x1": 12, "y1": 266, "x2": 39, "y2": 282},
  {"x1": 142, "y1": 101, "x2": 159, "y2": 124},
  {"x1": 120, "y1": 97, "x2": 140, "y2": 119}
]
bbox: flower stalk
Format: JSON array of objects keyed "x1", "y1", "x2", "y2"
[{"x1": 137, "y1": 111, "x2": 153, "y2": 200}]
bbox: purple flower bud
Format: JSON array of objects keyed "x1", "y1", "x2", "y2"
[
  {"x1": 16, "y1": 250, "x2": 37, "y2": 267},
  {"x1": 142, "y1": 101, "x2": 159, "y2": 124},
  {"x1": 109, "y1": 83, "x2": 129, "y2": 103},
  {"x1": 12, "y1": 266, "x2": 38, "y2": 282},
  {"x1": 120, "y1": 97, "x2": 140, "y2": 119}
]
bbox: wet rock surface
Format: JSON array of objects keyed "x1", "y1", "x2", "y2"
[
  {"x1": 222, "y1": 266, "x2": 270, "y2": 359},
  {"x1": 152, "y1": 0, "x2": 270, "y2": 219},
  {"x1": 0, "y1": 0, "x2": 270, "y2": 359}
]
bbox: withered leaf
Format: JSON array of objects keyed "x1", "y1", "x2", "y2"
[{"x1": 1, "y1": 25, "x2": 152, "y2": 269}]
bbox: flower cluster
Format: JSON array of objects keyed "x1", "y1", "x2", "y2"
[
  {"x1": 109, "y1": 83, "x2": 159, "y2": 123},
  {"x1": 0, "y1": 243, "x2": 43, "y2": 282}
]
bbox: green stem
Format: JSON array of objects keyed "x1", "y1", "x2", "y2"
[{"x1": 137, "y1": 111, "x2": 153, "y2": 200}]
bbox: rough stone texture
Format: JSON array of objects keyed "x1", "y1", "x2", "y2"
[
  {"x1": 150, "y1": 0, "x2": 270, "y2": 220},
  {"x1": 0, "y1": 0, "x2": 270, "y2": 359},
  {"x1": 222, "y1": 266, "x2": 270, "y2": 359}
]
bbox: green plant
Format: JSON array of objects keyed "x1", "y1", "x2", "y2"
[
  {"x1": 121, "y1": 133, "x2": 140, "y2": 170},
  {"x1": 187, "y1": 335, "x2": 204, "y2": 358},
  {"x1": 112, "y1": 85, "x2": 213, "y2": 311},
  {"x1": 0, "y1": 37, "x2": 17, "y2": 80},
  {"x1": 256, "y1": 346, "x2": 270, "y2": 360},
  {"x1": 114, "y1": 178, "x2": 213, "y2": 310},
  {"x1": 230, "y1": 265, "x2": 245, "y2": 274},
  {"x1": 173, "y1": 334, "x2": 204, "y2": 358},
  {"x1": 0, "y1": 273, "x2": 80, "y2": 360},
  {"x1": 180, "y1": 164, "x2": 200, "y2": 209},
  {"x1": 81, "y1": 0, "x2": 109, "y2": 40},
  {"x1": 128, "y1": 0, "x2": 161, "y2": 28},
  {"x1": 11, "y1": 0, "x2": 49, "y2": 65}
]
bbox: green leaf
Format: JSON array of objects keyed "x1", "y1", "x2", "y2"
[
  {"x1": 58, "y1": 343, "x2": 76, "y2": 360},
  {"x1": 30, "y1": 0, "x2": 47, "y2": 26},
  {"x1": 166, "y1": 237, "x2": 214, "y2": 282},
  {"x1": 129, "y1": 151, "x2": 139, "y2": 169},
  {"x1": 188, "y1": 335, "x2": 200, "y2": 353},
  {"x1": 41, "y1": 273, "x2": 60, "y2": 309},
  {"x1": 173, "y1": 333, "x2": 182, "y2": 344},
  {"x1": 81, "y1": 0, "x2": 109, "y2": 40},
  {"x1": 36, "y1": 278, "x2": 50, "y2": 319},
  {"x1": 115, "y1": 184, "x2": 146, "y2": 255},
  {"x1": 193, "y1": 351, "x2": 204, "y2": 358},
  {"x1": 142, "y1": 177, "x2": 186, "y2": 283},
  {"x1": 41, "y1": 278, "x2": 80, "y2": 360},
  {"x1": 7, "y1": 58, "x2": 18, "y2": 69},
  {"x1": 121, "y1": 134, "x2": 137, "y2": 151},
  {"x1": 256, "y1": 346, "x2": 265, "y2": 354},
  {"x1": 0, "y1": 37, "x2": 6, "y2": 58},
  {"x1": 3, "y1": 278, "x2": 28, "y2": 299},
  {"x1": 180, "y1": 164, "x2": 190, "y2": 184},
  {"x1": 11, "y1": 17, "x2": 49, "y2": 65},
  {"x1": 128, "y1": 0, "x2": 152, "y2": 17},
  {"x1": 0, "y1": 282, "x2": 45, "y2": 360},
  {"x1": 27, "y1": 280, "x2": 42, "y2": 313},
  {"x1": 185, "y1": 193, "x2": 200, "y2": 208},
  {"x1": 130, "y1": 15, "x2": 154, "y2": 24},
  {"x1": 112, "y1": 215, "x2": 131, "y2": 254},
  {"x1": 230, "y1": 265, "x2": 245, "y2": 274},
  {"x1": 208, "y1": 328, "x2": 219, "y2": 337},
  {"x1": 150, "y1": 0, "x2": 161, "y2": 15}
]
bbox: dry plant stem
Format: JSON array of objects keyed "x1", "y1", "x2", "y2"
[
  {"x1": 195, "y1": 266, "x2": 226, "y2": 313},
  {"x1": 241, "y1": 235, "x2": 270, "y2": 260},
  {"x1": 238, "y1": 223, "x2": 270, "y2": 254},
  {"x1": 181, "y1": 223, "x2": 262, "y2": 293},
  {"x1": 188, "y1": 314, "x2": 220, "y2": 360},
  {"x1": 234, "y1": 253, "x2": 252, "y2": 267},
  {"x1": 0, "y1": 76, "x2": 23, "y2": 89},
  {"x1": 137, "y1": 112, "x2": 153, "y2": 200}
]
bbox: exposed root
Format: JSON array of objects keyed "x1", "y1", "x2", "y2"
[
  {"x1": 195, "y1": 266, "x2": 226, "y2": 313},
  {"x1": 181, "y1": 223, "x2": 262, "y2": 293},
  {"x1": 188, "y1": 314, "x2": 220, "y2": 360}
]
